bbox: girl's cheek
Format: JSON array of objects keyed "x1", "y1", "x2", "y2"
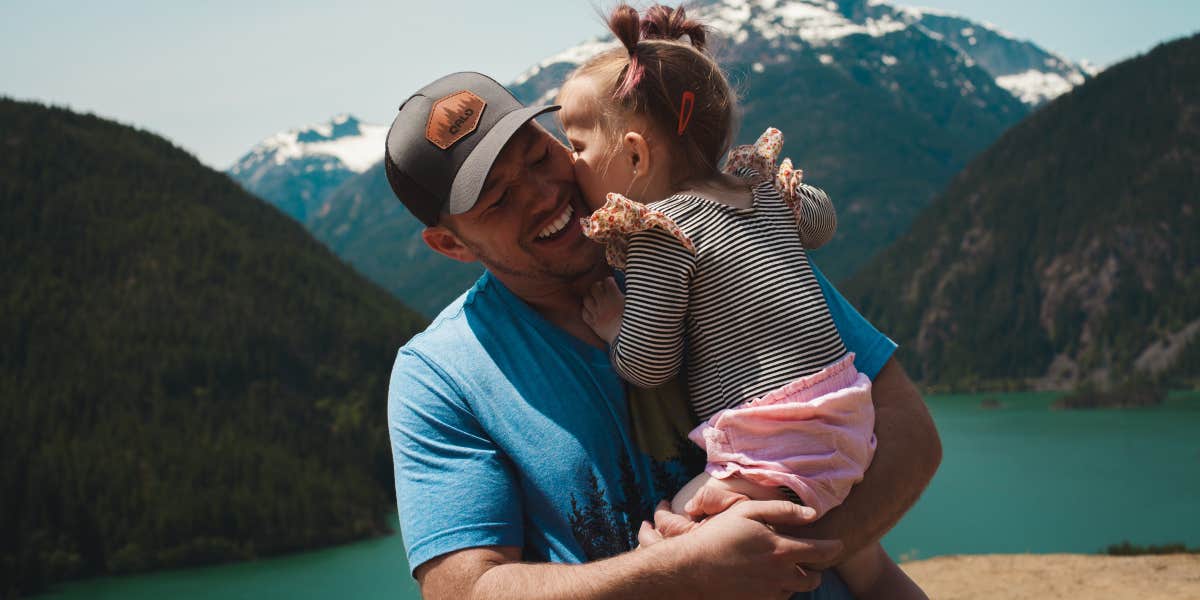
[{"x1": 573, "y1": 160, "x2": 608, "y2": 211}]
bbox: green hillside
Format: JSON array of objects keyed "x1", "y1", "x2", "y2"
[
  {"x1": 0, "y1": 99, "x2": 426, "y2": 596},
  {"x1": 843, "y1": 34, "x2": 1200, "y2": 389},
  {"x1": 306, "y1": 166, "x2": 483, "y2": 318}
]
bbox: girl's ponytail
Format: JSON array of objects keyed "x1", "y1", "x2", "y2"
[{"x1": 640, "y1": 4, "x2": 706, "y2": 50}]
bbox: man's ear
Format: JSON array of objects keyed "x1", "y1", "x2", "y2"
[
  {"x1": 421, "y1": 225, "x2": 478, "y2": 263},
  {"x1": 623, "y1": 131, "x2": 653, "y2": 176}
]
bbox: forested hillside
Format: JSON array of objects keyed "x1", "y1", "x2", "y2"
[
  {"x1": 844, "y1": 34, "x2": 1200, "y2": 388},
  {"x1": 0, "y1": 99, "x2": 426, "y2": 596}
]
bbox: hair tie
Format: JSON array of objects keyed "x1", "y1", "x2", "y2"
[{"x1": 677, "y1": 90, "x2": 695, "y2": 135}]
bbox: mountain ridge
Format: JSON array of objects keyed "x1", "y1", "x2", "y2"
[
  {"x1": 842, "y1": 33, "x2": 1200, "y2": 389},
  {"x1": 1, "y1": 98, "x2": 426, "y2": 595},
  {"x1": 228, "y1": 0, "x2": 1094, "y2": 316},
  {"x1": 229, "y1": 114, "x2": 387, "y2": 223}
]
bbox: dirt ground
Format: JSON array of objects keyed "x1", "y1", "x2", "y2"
[{"x1": 900, "y1": 553, "x2": 1200, "y2": 599}]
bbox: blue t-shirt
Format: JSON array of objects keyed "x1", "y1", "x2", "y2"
[{"x1": 388, "y1": 264, "x2": 896, "y2": 597}]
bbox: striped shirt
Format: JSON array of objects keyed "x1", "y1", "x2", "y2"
[{"x1": 609, "y1": 175, "x2": 847, "y2": 420}]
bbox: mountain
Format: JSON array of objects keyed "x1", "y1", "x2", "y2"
[
  {"x1": 306, "y1": 165, "x2": 484, "y2": 318},
  {"x1": 228, "y1": 114, "x2": 386, "y2": 222},
  {"x1": 228, "y1": 114, "x2": 482, "y2": 317},
  {"x1": 230, "y1": 0, "x2": 1092, "y2": 317},
  {"x1": 512, "y1": 0, "x2": 1091, "y2": 108},
  {"x1": 510, "y1": 0, "x2": 1093, "y2": 280},
  {"x1": 842, "y1": 34, "x2": 1200, "y2": 389},
  {"x1": 1, "y1": 99, "x2": 426, "y2": 595}
]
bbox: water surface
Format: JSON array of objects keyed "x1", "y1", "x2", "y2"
[{"x1": 43, "y1": 391, "x2": 1200, "y2": 598}]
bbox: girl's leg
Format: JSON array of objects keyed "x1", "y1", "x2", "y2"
[{"x1": 836, "y1": 542, "x2": 927, "y2": 600}]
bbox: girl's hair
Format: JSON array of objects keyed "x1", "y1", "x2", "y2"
[{"x1": 570, "y1": 4, "x2": 737, "y2": 183}]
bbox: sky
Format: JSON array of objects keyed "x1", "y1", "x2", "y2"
[{"x1": 2, "y1": 0, "x2": 1197, "y2": 170}]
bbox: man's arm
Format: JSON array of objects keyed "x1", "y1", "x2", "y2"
[
  {"x1": 784, "y1": 357, "x2": 941, "y2": 568},
  {"x1": 416, "y1": 500, "x2": 843, "y2": 600}
]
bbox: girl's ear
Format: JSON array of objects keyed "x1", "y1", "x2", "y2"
[
  {"x1": 421, "y1": 225, "x2": 478, "y2": 263},
  {"x1": 623, "y1": 130, "x2": 653, "y2": 176}
]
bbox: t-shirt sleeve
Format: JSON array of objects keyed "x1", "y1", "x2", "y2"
[
  {"x1": 388, "y1": 347, "x2": 523, "y2": 575},
  {"x1": 811, "y1": 262, "x2": 897, "y2": 380}
]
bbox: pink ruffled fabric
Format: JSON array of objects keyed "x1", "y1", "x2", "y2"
[
  {"x1": 688, "y1": 353, "x2": 876, "y2": 519},
  {"x1": 579, "y1": 193, "x2": 696, "y2": 269},
  {"x1": 724, "y1": 127, "x2": 807, "y2": 216}
]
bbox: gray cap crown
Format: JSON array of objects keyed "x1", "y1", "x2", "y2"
[{"x1": 384, "y1": 72, "x2": 560, "y2": 226}]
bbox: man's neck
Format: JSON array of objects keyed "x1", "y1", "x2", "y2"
[{"x1": 493, "y1": 264, "x2": 610, "y2": 349}]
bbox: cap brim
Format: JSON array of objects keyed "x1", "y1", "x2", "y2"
[{"x1": 447, "y1": 104, "x2": 561, "y2": 215}]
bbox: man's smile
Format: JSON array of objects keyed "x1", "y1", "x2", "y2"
[
  {"x1": 536, "y1": 204, "x2": 574, "y2": 240},
  {"x1": 529, "y1": 189, "x2": 588, "y2": 249}
]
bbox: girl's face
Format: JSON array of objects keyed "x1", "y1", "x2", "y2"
[{"x1": 556, "y1": 76, "x2": 637, "y2": 211}]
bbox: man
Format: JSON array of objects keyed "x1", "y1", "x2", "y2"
[{"x1": 385, "y1": 72, "x2": 941, "y2": 599}]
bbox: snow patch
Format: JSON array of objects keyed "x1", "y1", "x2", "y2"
[
  {"x1": 995, "y1": 69, "x2": 1076, "y2": 105},
  {"x1": 511, "y1": 38, "x2": 620, "y2": 86},
  {"x1": 231, "y1": 115, "x2": 387, "y2": 174},
  {"x1": 881, "y1": 54, "x2": 898, "y2": 66},
  {"x1": 701, "y1": 0, "x2": 906, "y2": 46},
  {"x1": 534, "y1": 87, "x2": 561, "y2": 106}
]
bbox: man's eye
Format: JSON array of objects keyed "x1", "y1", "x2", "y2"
[{"x1": 489, "y1": 191, "x2": 509, "y2": 211}]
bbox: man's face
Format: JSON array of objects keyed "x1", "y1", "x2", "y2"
[{"x1": 441, "y1": 123, "x2": 603, "y2": 283}]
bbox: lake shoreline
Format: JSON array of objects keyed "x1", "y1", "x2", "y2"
[
  {"x1": 36, "y1": 391, "x2": 1200, "y2": 599},
  {"x1": 900, "y1": 553, "x2": 1200, "y2": 599}
]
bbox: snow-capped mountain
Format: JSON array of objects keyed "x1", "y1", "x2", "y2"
[
  {"x1": 228, "y1": 0, "x2": 1101, "y2": 316},
  {"x1": 227, "y1": 114, "x2": 387, "y2": 223},
  {"x1": 871, "y1": 2, "x2": 1096, "y2": 104},
  {"x1": 513, "y1": 0, "x2": 1093, "y2": 108},
  {"x1": 508, "y1": 0, "x2": 1095, "y2": 280}
]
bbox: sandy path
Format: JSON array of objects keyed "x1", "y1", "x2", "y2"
[{"x1": 900, "y1": 553, "x2": 1200, "y2": 599}]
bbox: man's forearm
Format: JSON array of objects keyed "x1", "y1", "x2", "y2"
[
  {"x1": 420, "y1": 500, "x2": 837, "y2": 600},
  {"x1": 787, "y1": 357, "x2": 942, "y2": 566},
  {"x1": 468, "y1": 541, "x2": 696, "y2": 600}
]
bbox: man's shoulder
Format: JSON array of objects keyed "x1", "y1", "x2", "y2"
[
  {"x1": 399, "y1": 272, "x2": 497, "y2": 356},
  {"x1": 390, "y1": 271, "x2": 517, "y2": 403}
]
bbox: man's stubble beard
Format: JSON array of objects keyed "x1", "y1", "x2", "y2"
[{"x1": 462, "y1": 234, "x2": 605, "y2": 285}]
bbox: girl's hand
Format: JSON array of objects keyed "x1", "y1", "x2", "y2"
[
  {"x1": 673, "y1": 472, "x2": 790, "y2": 519},
  {"x1": 581, "y1": 276, "x2": 624, "y2": 344}
]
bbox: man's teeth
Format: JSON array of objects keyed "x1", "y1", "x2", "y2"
[{"x1": 537, "y1": 206, "x2": 574, "y2": 239}]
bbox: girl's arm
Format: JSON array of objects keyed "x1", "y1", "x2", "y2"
[{"x1": 597, "y1": 226, "x2": 696, "y2": 388}]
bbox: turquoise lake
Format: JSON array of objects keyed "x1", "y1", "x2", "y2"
[{"x1": 40, "y1": 392, "x2": 1200, "y2": 599}]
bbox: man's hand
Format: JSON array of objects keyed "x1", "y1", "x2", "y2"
[
  {"x1": 639, "y1": 498, "x2": 837, "y2": 598},
  {"x1": 581, "y1": 276, "x2": 624, "y2": 344}
]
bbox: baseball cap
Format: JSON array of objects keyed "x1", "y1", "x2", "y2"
[{"x1": 384, "y1": 72, "x2": 561, "y2": 226}]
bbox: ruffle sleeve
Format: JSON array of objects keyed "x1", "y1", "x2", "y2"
[{"x1": 580, "y1": 193, "x2": 696, "y2": 269}]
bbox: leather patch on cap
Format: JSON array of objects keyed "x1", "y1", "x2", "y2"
[{"x1": 425, "y1": 90, "x2": 486, "y2": 150}]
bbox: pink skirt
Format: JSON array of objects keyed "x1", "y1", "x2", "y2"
[{"x1": 688, "y1": 353, "x2": 876, "y2": 519}]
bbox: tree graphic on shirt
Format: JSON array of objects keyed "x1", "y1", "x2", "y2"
[
  {"x1": 568, "y1": 452, "x2": 698, "y2": 561},
  {"x1": 568, "y1": 471, "x2": 629, "y2": 560}
]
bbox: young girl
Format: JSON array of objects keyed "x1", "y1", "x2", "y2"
[{"x1": 558, "y1": 5, "x2": 926, "y2": 599}]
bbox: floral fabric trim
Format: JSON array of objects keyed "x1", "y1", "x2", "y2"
[{"x1": 579, "y1": 193, "x2": 696, "y2": 269}]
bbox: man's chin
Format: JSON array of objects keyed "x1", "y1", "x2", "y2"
[{"x1": 539, "y1": 240, "x2": 607, "y2": 282}]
